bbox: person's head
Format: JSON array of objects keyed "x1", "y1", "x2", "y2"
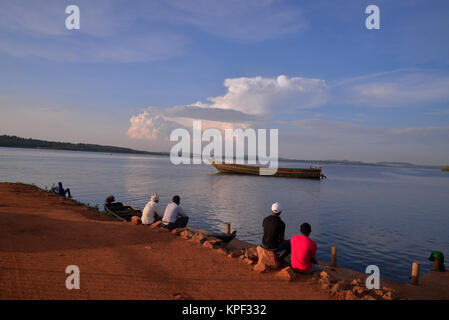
[
  {"x1": 58, "y1": 182, "x2": 63, "y2": 187},
  {"x1": 105, "y1": 195, "x2": 115, "y2": 204},
  {"x1": 172, "y1": 195, "x2": 180, "y2": 205},
  {"x1": 150, "y1": 192, "x2": 159, "y2": 203},
  {"x1": 271, "y1": 202, "x2": 282, "y2": 216},
  {"x1": 300, "y1": 223, "x2": 312, "y2": 237}
]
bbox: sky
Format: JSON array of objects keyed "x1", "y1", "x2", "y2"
[{"x1": 1, "y1": 0, "x2": 449, "y2": 165}]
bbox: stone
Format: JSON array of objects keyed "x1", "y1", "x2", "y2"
[
  {"x1": 206, "y1": 237, "x2": 223, "y2": 246},
  {"x1": 319, "y1": 270, "x2": 337, "y2": 284},
  {"x1": 243, "y1": 258, "x2": 255, "y2": 265},
  {"x1": 253, "y1": 263, "x2": 268, "y2": 273},
  {"x1": 330, "y1": 283, "x2": 341, "y2": 295},
  {"x1": 335, "y1": 291, "x2": 346, "y2": 300},
  {"x1": 362, "y1": 295, "x2": 377, "y2": 300},
  {"x1": 215, "y1": 248, "x2": 229, "y2": 255},
  {"x1": 253, "y1": 246, "x2": 280, "y2": 273},
  {"x1": 171, "y1": 228, "x2": 184, "y2": 235},
  {"x1": 351, "y1": 278, "x2": 363, "y2": 286},
  {"x1": 192, "y1": 232, "x2": 207, "y2": 244},
  {"x1": 382, "y1": 291, "x2": 393, "y2": 300},
  {"x1": 244, "y1": 247, "x2": 258, "y2": 262},
  {"x1": 373, "y1": 289, "x2": 384, "y2": 297},
  {"x1": 352, "y1": 285, "x2": 367, "y2": 297},
  {"x1": 344, "y1": 290, "x2": 358, "y2": 300},
  {"x1": 203, "y1": 241, "x2": 216, "y2": 249},
  {"x1": 131, "y1": 216, "x2": 142, "y2": 225},
  {"x1": 276, "y1": 267, "x2": 296, "y2": 281},
  {"x1": 150, "y1": 220, "x2": 162, "y2": 228},
  {"x1": 228, "y1": 249, "x2": 244, "y2": 258},
  {"x1": 180, "y1": 230, "x2": 194, "y2": 239}
]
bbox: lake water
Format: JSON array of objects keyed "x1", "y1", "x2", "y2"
[{"x1": 1, "y1": 146, "x2": 448, "y2": 283}]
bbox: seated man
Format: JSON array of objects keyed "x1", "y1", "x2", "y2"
[
  {"x1": 53, "y1": 182, "x2": 72, "y2": 198},
  {"x1": 141, "y1": 192, "x2": 163, "y2": 225},
  {"x1": 161, "y1": 195, "x2": 189, "y2": 230},
  {"x1": 290, "y1": 223, "x2": 323, "y2": 273},
  {"x1": 261, "y1": 202, "x2": 290, "y2": 260}
]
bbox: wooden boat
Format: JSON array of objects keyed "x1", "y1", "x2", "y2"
[
  {"x1": 104, "y1": 202, "x2": 142, "y2": 221},
  {"x1": 211, "y1": 161, "x2": 322, "y2": 179}
]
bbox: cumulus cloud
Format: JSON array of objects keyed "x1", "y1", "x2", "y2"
[
  {"x1": 127, "y1": 74, "x2": 327, "y2": 141},
  {"x1": 127, "y1": 108, "x2": 184, "y2": 141},
  {"x1": 206, "y1": 75, "x2": 327, "y2": 115}
]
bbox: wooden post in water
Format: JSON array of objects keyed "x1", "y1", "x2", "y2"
[
  {"x1": 410, "y1": 262, "x2": 420, "y2": 285},
  {"x1": 330, "y1": 246, "x2": 337, "y2": 267},
  {"x1": 433, "y1": 259, "x2": 441, "y2": 271},
  {"x1": 226, "y1": 223, "x2": 231, "y2": 235}
]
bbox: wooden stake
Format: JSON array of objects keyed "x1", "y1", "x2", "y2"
[
  {"x1": 410, "y1": 262, "x2": 420, "y2": 285},
  {"x1": 330, "y1": 246, "x2": 337, "y2": 267},
  {"x1": 433, "y1": 259, "x2": 441, "y2": 271},
  {"x1": 226, "y1": 223, "x2": 231, "y2": 235}
]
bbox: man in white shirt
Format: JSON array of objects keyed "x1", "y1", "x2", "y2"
[
  {"x1": 141, "y1": 192, "x2": 163, "y2": 225},
  {"x1": 161, "y1": 195, "x2": 189, "y2": 230}
]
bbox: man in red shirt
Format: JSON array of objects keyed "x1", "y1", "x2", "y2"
[{"x1": 290, "y1": 223, "x2": 323, "y2": 273}]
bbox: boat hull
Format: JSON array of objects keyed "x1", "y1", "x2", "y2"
[
  {"x1": 104, "y1": 203, "x2": 142, "y2": 221},
  {"x1": 212, "y1": 162, "x2": 322, "y2": 179}
]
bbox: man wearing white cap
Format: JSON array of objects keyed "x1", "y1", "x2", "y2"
[
  {"x1": 261, "y1": 202, "x2": 291, "y2": 259},
  {"x1": 141, "y1": 192, "x2": 163, "y2": 225}
]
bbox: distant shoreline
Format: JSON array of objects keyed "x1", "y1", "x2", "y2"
[{"x1": 0, "y1": 134, "x2": 444, "y2": 170}]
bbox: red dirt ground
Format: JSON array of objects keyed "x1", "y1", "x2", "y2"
[{"x1": 0, "y1": 183, "x2": 331, "y2": 300}]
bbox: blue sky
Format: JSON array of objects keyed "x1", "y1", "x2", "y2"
[{"x1": 1, "y1": 0, "x2": 449, "y2": 165}]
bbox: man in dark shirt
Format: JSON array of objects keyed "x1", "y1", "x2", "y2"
[{"x1": 262, "y1": 202, "x2": 290, "y2": 259}]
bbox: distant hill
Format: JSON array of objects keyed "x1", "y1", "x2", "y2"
[
  {"x1": 0, "y1": 134, "x2": 443, "y2": 170},
  {"x1": 0, "y1": 135, "x2": 169, "y2": 156}
]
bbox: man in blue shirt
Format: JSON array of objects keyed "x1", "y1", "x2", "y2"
[{"x1": 54, "y1": 182, "x2": 72, "y2": 198}]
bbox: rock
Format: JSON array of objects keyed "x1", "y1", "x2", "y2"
[
  {"x1": 203, "y1": 241, "x2": 216, "y2": 249},
  {"x1": 382, "y1": 291, "x2": 393, "y2": 300},
  {"x1": 253, "y1": 246, "x2": 280, "y2": 273},
  {"x1": 180, "y1": 230, "x2": 194, "y2": 239},
  {"x1": 351, "y1": 278, "x2": 363, "y2": 286},
  {"x1": 344, "y1": 290, "x2": 358, "y2": 300},
  {"x1": 276, "y1": 267, "x2": 296, "y2": 281},
  {"x1": 215, "y1": 248, "x2": 229, "y2": 255},
  {"x1": 352, "y1": 285, "x2": 367, "y2": 297},
  {"x1": 319, "y1": 270, "x2": 337, "y2": 284},
  {"x1": 171, "y1": 228, "x2": 185, "y2": 235},
  {"x1": 131, "y1": 216, "x2": 142, "y2": 225},
  {"x1": 150, "y1": 220, "x2": 162, "y2": 228},
  {"x1": 244, "y1": 247, "x2": 258, "y2": 262},
  {"x1": 243, "y1": 258, "x2": 255, "y2": 265},
  {"x1": 373, "y1": 289, "x2": 384, "y2": 297},
  {"x1": 206, "y1": 237, "x2": 223, "y2": 246},
  {"x1": 253, "y1": 263, "x2": 268, "y2": 273},
  {"x1": 192, "y1": 232, "x2": 207, "y2": 244},
  {"x1": 335, "y1": 291, "x2": 346, "y2": 300},
  {"x1": 228, "y1": 249, "x2": 244, "y2": 258},
  {"x1": 330, "y1": 283, "x2": 341, "y2": 295},
  {"x1": 362, "y1": 295, "x2": 377, "y2": 300}
]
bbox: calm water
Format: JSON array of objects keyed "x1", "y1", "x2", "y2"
[{"x1": 1, "y1": 147, "x2": 448, "y2": 283}]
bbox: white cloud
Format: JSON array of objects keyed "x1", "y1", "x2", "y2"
[
  {"x1": 206, "y1": 75, "x2": 327, "y2": 115},
  {"x1": 334, "y1": 70, "x2": 449, "y2": 107},
  {"x1": 164, "y1": 0, "x2": 306, "y2": 41}
]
